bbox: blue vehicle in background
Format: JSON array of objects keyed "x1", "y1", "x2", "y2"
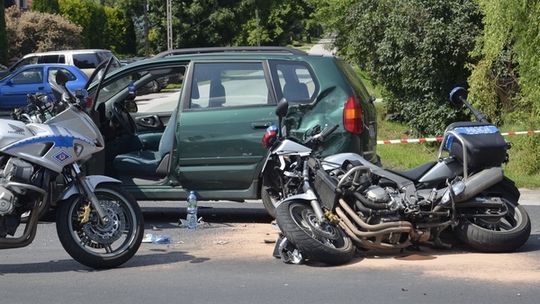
[{"x1": 0, "y1": 64, "x2": 88, "y2": 109}]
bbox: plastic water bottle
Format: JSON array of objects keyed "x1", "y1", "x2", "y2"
[{"x1": 186, "y1": 191, "x2": 198, "y2": 229}]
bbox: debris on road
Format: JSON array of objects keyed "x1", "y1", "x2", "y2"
[{"x1": 142, "y1": 233, "x2": 172, "y2": 244}]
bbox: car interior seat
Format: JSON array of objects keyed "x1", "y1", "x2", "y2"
[
  {"x1": 112, "y1": 110, "x2": 176, "y2": 178},
  {"x1": 283, "y1": 81, "x2": 309, "y2": 102},
  {"x1": 208, "y1": 78, "x2": 226, "y2": 107}
]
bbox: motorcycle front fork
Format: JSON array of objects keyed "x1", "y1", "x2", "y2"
[{"x1": 71, "y1": 163, "x2": 110, "y2": 225}]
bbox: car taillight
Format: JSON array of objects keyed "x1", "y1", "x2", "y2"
[
  {"x1": 262, "y1": 125, "x2": 278, "y2": 149},
  {"x1": 343, "y1": 96, "x2": 363, "y2": 134}
]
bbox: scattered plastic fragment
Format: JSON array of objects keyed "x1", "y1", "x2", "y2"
[
  {"x1": 142, "y1": 233, "x2": 171, "y2": 244},
  {"x1": 215, "y1": 240, "x2": 229, "y2": 245}
]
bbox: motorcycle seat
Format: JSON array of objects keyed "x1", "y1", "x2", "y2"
[{"x1": 387, "y1": 161, "x2": 437, "y2": 182}]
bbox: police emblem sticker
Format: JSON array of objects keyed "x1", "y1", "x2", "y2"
[{"x1": 54, "y1": 151, "x2": 71, "y2": 162}]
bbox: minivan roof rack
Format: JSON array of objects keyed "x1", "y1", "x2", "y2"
[{"x1": 154, "y1": 46, "x2": 307, "y2": 58}]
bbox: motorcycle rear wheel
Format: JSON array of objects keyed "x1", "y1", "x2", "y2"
[
  {"x1": 455, "y1": 193, "x2": 530, "y2": 252},
  {"x1": 56, "y1": 183, "x2": 144, "y2": 269},
  {"x1": 276, "y1": 200, "x2": 355, "y2": 265}
]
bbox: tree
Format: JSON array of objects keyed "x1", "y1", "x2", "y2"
[
  {"x1": 31, "y1": 0, "x2": 60, "y2": 14},
  {"x1": 4, "y1": 6, "x2": 83, "y2": 59},
  {"x1": 317, "y1": 0, "x2": 482, "y2": 135},
  {"x1": 468, "y1": 0, "x2": 540, "y2": 124},
  {"x1": 468, "y1": 0, "x2": 540, "y2": 176},
  {"x1": 59, "y1": 0, "x2": 106, "y2": 49},
  {"x1": 104, "y1": 5, "x2": 136, "y2": 55},
  {"x1": 234, "y1": 0, "x2": 317, "y2": 46},
  {"x1": 0, "y1": 4, "x2": 7, "y2": 65}
]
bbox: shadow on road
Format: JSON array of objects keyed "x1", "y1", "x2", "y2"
[{"x1": 0, "y1": 251, "x2": 211, "y2": 274}]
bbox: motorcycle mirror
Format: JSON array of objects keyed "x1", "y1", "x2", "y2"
[
  {"x1": 449, "y1": 87, "x2": 466, "y2": 109},
  {"x1": 276, "y1": 98, "x2": 289, "y2": 118},
  {"x1": 55, "y1": 70, "x2": 69, "y2": 87}
]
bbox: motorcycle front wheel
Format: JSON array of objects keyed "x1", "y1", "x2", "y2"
[
  {"x1": 56, "y1": 183, "x2": 144, "y2": 269},
  {"x1": 276, "y1": 200, "x2": 355, "y2": 265}
]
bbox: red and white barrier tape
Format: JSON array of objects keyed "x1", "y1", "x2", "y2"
[{"x1": 377, "y1": 130, "x2": 540, "y2": 145}]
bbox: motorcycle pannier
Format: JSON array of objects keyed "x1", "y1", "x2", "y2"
[{"x1": 444, "y1": 122, "x2": 507, "y2": 168}]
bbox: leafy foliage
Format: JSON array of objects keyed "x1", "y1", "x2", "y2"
[
  {"x1": 104, "y1": 6, "x2": 136, "y2": 55},
  {"x1": 127, "y1": 0, "x2": 317, "y2": 55},
  {"x1": 4, "y1": 6, "x2": 82, "y2": 59},
  {"x1": 468, "y1": 0, "x2": 540, "y2": 126},
  {"x1": 468, "y1": 0, "x2": 540, "y2": 177},
  {"x1": 317, "y1": 0, "x2": 482, "y2": 135},
  {"x1": 31, "y1": 0, "x2": 60, "y2": 14},
  {"x1": 59, "y1": 0, "x2": 106, "y2": 49}
]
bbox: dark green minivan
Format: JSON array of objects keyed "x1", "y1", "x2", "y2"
[{"x1": 86, "y1": 47, "x2": 377, "y2": 214}]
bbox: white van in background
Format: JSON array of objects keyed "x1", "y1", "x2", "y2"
[{"x1": 4, "y1": 49, "x2": 118, "y2": 78}]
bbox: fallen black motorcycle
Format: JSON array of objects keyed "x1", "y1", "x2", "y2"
[{"x1": 263, "y1": 87, "x2": 531, "y2": 265}]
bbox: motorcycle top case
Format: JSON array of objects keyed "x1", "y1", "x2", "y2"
[{"x1": 444, "y1": 122, "x2": 507, "y2": 168}]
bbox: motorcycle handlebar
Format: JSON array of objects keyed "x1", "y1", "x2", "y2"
[
  {"x1": 304, "y1": 124, "x2": 339, "y2": 147},
  {"x1": 318, "y1": 124, "x2": 339, "y2": 141}
]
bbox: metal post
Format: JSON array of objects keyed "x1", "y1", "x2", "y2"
[
  {"x1": 166, "y1": 0, "x2": 173, "y2": 51},
  {"x1": 144, "y1": 0, "x2": 149, "y2": 56},
  {"x1": 255, "y1": 7, "x2": 260, "y2": 46}
]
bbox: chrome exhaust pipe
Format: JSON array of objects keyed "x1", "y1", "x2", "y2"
[{"x1": 455, "y1": 167, "x2": 503, "y2": 203}]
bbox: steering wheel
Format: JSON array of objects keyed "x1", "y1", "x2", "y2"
[{"x1": 111, "y1": 100, "x2": 137, "y2": 135}]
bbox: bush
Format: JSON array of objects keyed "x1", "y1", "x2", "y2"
[{"x1": 4, "y1": 6, "x2": 83, "y2": 59}]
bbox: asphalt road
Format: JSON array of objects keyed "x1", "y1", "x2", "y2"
[{"x1": 1, "y1": 198, "x2": 539, "y2": 304}]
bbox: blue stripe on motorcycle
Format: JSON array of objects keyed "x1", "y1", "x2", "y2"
[{"x1": 4, "y1": 135, "x2": 89, "y2": 150}]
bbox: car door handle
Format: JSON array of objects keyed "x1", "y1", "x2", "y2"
[
  {"x1": 38, "y1": 87, "x2": 44, "y2": 90},
  {"x1": 141, "y1": 117, "x2": 155, "y2": 124},
  {"x1": 251, "y1": 122, "x2": 272, "y2": 129}
]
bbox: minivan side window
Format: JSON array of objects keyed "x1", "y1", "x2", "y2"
[
  {"x1": 38, "y1": 55, "x2": 66, "y2": 64},
  {"x1": 270, "y1": 61, "x2": 318, "y2": 103},
  {"x1": 73, "y1": 53, "x2": 101, "y2": 69},
  {"x1": 189, "y1": 62, "x2": 270, "y2": 109}
]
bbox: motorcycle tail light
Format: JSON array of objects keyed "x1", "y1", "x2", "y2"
[
  {"x1": 262, "y1": 125, "x2": 278, "y2": 148},
  {"x1": 343, "y1": 96, "x2": 363, "y2": 134}
]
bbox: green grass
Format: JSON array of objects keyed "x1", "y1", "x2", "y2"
[{"x1": 375, "y1": 103, "x2": 439, "y2": 170}]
